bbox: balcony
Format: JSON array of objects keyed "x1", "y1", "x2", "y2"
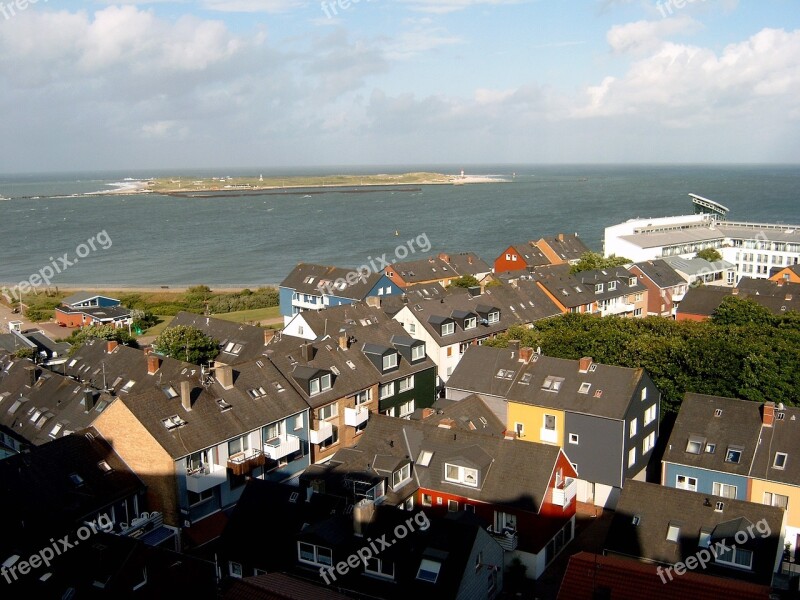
[
  {"x1": 185, "y1": 463, "x2": 228, "y2": 494},
  {"x1": 344, "y1": 405, "x2": 369, "y2": 427},
  {"x1": 539, "y1": 427, "x2": 558, "y2": 444},
  {"x1": 552, "y1": 477, "x2": 577, "y2": 508},
  {"x1": 601, "y1": 302, "x2": 636, "y2": 317},
  {"x1": 227, "y1": 449, "x2": 265, "y2": 476},
  {"x1": 309, "y1": 420, "x2": 334, "y2": 445},
  {"x1": 490, "y1": 528, "x2": 518, "y2": 551},
  {"x1": 292, "y1": 295, "x2": 323, "y2": 310},
  {"x1": 263, "y1": 434, "x2": 301, "y2": 460}
]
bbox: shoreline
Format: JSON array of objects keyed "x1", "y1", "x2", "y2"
[{"x1": 0, "y1": 284, "x2": 278, "y2": 294}]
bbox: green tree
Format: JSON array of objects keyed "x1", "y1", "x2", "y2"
[
  {"x1": 14, "y1": 347, "x2": 35, "y2": 360},
  {"x1": 153, "y1": 325, "x2": 219, "y2": 364},
  {"x1": 712, "y1": 296, "x2": 774, "y2": 326},
  {"x1": 66, "y1": 324, "x2": 139, "y2": 354},
  {"x1": 696, "y1": 248, "x2": 723, "y2": 262},
  {"x1": 570, "y1": 252, "x2": 632, "y2": 274},
  {"x1": 448, "y1": 275, "x2": 480, "y2": 289}
]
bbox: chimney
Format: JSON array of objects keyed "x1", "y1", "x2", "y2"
[
  {"x1": 786, "y1": 294, "x2": 793, "y2": 301},
  {"x1": 83, "y1": 389, "x2": 95, "y2": 413},
  {"x1": 732, "y1": 288, "x2": 739, "y2": 295},
  {"x1": 763, "y1": 401, "x2": 775, "y2": 427},
  {"x1": 508, "y1": 340, "x2": 521, "y2": 355},
  {"x1": 438, "y1": 252, "x2": 451, "y2": 263},
  {"x1": 338, "y1": 334, "x2": 349, "y2": 350},
  {"x1": 558, "y1": 233, "x2": 565, "y2": 242},
  {"x1": 107, "y1": 340, "x2": 118, "y2": 353},
  {"x1": 181, "y1": 380, "x2": 192, "y2": 411},
  {"x1": 147, "y1": 354, "x2": 161, "y2": 375},
  {"x1": 301, "y1": 343, "x2": 316, "y2": 362},
  {"x1": 422, "y1": 407, "x2": 436, "y2": 420},
  {"x1": 437, "y1": 418, "x2": 456, "y2": 429},
  {"x1": 25, "y1": 365, "x2": 37, "y2": 387},
  {"x1": 519, "y1": 347, "x2": 534, "y2": 363},
  {"x1": 353, "y1": 498, "x2": 376, "y2": 537},
  {"x1": 216, "y1": 364, "x2": 234, "y2": 390},
  {"x1": 366, "y1": 296, "x2": 381, "y2": 309},
  {"x1": 578, "y1": 357, "x2": 593, "y2": 373},
  {"x1": 468, "y1": 255, "x2": 474, "y2": 265},
  {"x1": 264, "y1": 329, "x2": 275, "y2": 346}
]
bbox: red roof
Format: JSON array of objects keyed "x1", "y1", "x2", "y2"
[{"x1": 557, "y1": 552, "x2": 772, "y2": 600}]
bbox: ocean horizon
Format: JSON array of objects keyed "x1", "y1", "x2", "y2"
[{"x1": 1, "y1": 164, "x2": 799, "y2": 289}]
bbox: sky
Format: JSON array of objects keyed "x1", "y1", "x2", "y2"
[{"x1": 0, "y1": 0, "x2": 799, "y2": 172}]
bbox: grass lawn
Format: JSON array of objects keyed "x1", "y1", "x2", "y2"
[
  {"x1": 213, "y1": 306, "x2": 282, "y2": 325},
  {"x1": 142, "y1": 315, "x2": 174, "y2": 337}
]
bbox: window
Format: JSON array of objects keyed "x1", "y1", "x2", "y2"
[
  {"x1": 643, "y1": 431, "x2": 655, "y2": 454},
  {"x1": 398, "y1": 399, "x2": 414, "y2": 418},
  {"x1": 514, "y1": 422, "x2": 524, "y2": 438},
  {"x1": 629, "y1": 418, "x2": 638, "y2": 438},
  {"x1": 464, "y1": 316, "x2": 477, "y2": 330},
  {"x1": 706, "y1": 443, "x2": 716, "y2": 454},
  {"x1": 544, "y1": 414, "x2": 556, "y2": 430},
  {"x1": 578, "y1": 382, "x2": 591, "y2": 394},
  {"x1": 444, "y1": 463, "x2": 479, "y2": 487},
  {"x1": 188, "y1": 489, "x2": 213, "y2": 506},
  {"x1": 686, "y1": 436, "x2": 704, "y2": 454},
  {"x1": 441, "y1": 322, "x2": 455, "y2": 336},
  {"x1": 121, "y1": 380, "x2": 136, "y2": 393},
  {"x1": 542, "y1": 376, "x2": 564, "y2": 391},
  {"x1": 417, "y1": 559, "x2": 442, "y2": 583},
  {"x1": 422, "y1": 493, "x2": 432, "y2": 506},
  {"x1": 725, "y1": 447, "x2": 742, "y2": 464},
  {"x1": 713, "y1": 482, "x2": 737, "y2": 499},
  {"x1": 398, "y1": 375, "x2": 414, "y2": 392},
  {"x1": 716, "y1": 546, "x2": 753, "y2": 570},
  {"x1": 488, "y1": 311, "x2": 500, "y2": 324},
  {"x1": 411, "y1": 344, "x2": 425, "y2": 361},
  {"x1": 263, "y1": 421, "x2": 282, "y2": 441},
  {"x1": 309, "y1": 373, "x2": 332, "y2": 396},
  {"x1": 408, "y1": 322, "x2": 416, "y2": 334},
  {"x1": 229, "y1": 562, "x2": 243, "y2": 578},
  {"x1": 773, "y1": 452, "x2": 788, "y2": 469},
  {"x1": 365, "y1": 558, "x2": 394, "y2": 580},
  {"x1": 448, "y1": 499, "x2": 458, "y2": 512},
  {"x1": 764, "y1": 492, "x2": 789, "y2": 510},
  {"x1": 354, "y1": 390, "x2": 371, "y2": 405},
  {"x1": 676, "y1": 475, "x2": 697, "y2": 491},
  {"x1": 294, "y1": 414, "x2": 303, "y2": 430},
  {"x1": 569, "y1": 433, "x2": 579, "y2": 445},
  {"x1": 392, "y1": 463, "x2": 411, "y2": 488},
  {"x1": 666, "y1": 524, "x2": 680, "y2": 542},
  {"x1": 641, "y1": 388, "x2": 647, "y2": 401},
  {"x1": 318, "y1": 404, "x2": 337, "y2": 420},
  {"x1": 298, "y1": 542, "x2": 333, "y2": 567},
  {"x1": 628, "y1": 447, "x2": 636, "y2": 468},
  {"x1": 382, "y1": 353, "x2": 398, "y2": 371},
  {"x1": 379, "y1": 382, "x2": 395, "y2": 399},
  {"x1": 418, "y1": 450, "x2": 433, "y2": 467},
  {"x1": 228, "y1": 435, "x2": 250, "y2": 456},
  {"x1": 644, "y1": 404, "x2": 657, "y2": 426}
]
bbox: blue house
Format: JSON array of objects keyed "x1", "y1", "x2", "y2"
[
  {"x1": 61, "y1": 292, "x2": 122, "y2": 309},
  {"x1": 662, "y1": 393, "x2": 761, "y2": 501},
  {"x1": 279, "y1": 263, "x2": 403, "y2": 325}
]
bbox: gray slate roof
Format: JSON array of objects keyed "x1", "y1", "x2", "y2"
[
  {"x1": 537, "y1": 233, "x2": 591, "y2": 262},
  {"x1": 280, "y1": 263, "x2": 386, "y2": 299},
  {"x1": 534, "y1": 266, "x2": 646, "y2": 309},
  {"x1": 633, "y1": 259, "x2": 687, "y2": 288},
  {"x1": 168, "y1": 312, "x2": 273, "y2": 365},
  {"x1": 418, "y1": 394, "x2": 508, "y2": 437},
  {"x1": 391, "y1": 252, "x2": 491, "y2": 284}
]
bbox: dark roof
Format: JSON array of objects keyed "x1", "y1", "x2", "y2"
[
  {"x1": 62, "y1": 291, "x2": 120, "y2": 306},
  {"x1": 508, "y1": 243, "x2": 551, "y2": 267},
  {"x1": 418, "y1": 395, "x2": 508, "y2": 437},
  {"x1": 224, "y1": 573, "x2": 356, "y2": 600},
  {"x1": 168, "y1": 312, "x2": 273, "y2": 365},
  {"x1": 633, "y1": 259, "x2": 687, "y2": 288},
  {"x1": 750, "y1": 403, "x2": 800, "y2": 485},
  {"x1": 0, "y1": 428, "x2": 144, "y2": 553},
  {"x1": 676, "y1": 286, "x2": 732, "y2": 317},
  {"x1": 558, "y1": 552, "x2": 771, "y2": 600},
  {"x1": 55, "y1": 304, "x2": 131, "y2": 320},
  {"x1": 391, "y1": 252, "x2": 491, "y2": 284},
  {"x1": 536, "y1": 233, "x2": 592, "y2": 262},
  {"x1": 449, "y1": 346, "x2": 645, "y2": 420},
  {"x1": 605, "y1": 480, "x2": 784, "y2": 586},
  {"x1": 0, "y1": 358, "x2": 115, "y2": 446},
  {"x1": 398, "y1": 283, "x2": 561, "y2": 345},
  {"x1": 285, "y1": 303, "x2": 386, "y2": 340},
  {"x1": 23, "y1": 330, "x2": 71, "y2": 358},
  {"x1": 662, "y1": 393, "x2": 763, "y2": 477},
  {"x1": 534, "y1": 266, "x2": 646, "y2": 309},
  {"x1": 379, "y1": 283, "x2": 448, "y2": 317},
  {"x1": 116, "y1": 358, "x2": 308, "y2": 459},
  {"x1": 280, "y1": 263, "x2": 387, "y2": 299},
  {"x1": 316, "y1": 413, "x2": 562, "y2": 513}
]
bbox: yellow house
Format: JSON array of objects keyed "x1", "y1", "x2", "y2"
[
  {"x1": 750, "y1": 478, "x2": 800, "y2": 540},
  {"x1": 507, "y1": 401, "x2": 564, "y2": 446}
]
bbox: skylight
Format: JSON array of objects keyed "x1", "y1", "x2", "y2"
[
  {"x1": 162, "y1": 415, "x2": 187, "y2": 431},
  {"x1": 121, "y1": 380, "x2": 136, "y2": 393},
  {"x1": 217, "y1": 398, "x2": 233, "y2": 412},
  {"x1": 725, "y1": 447, "x2": 743, "y2": 464},
  {"x1": 417, "y1": 450, "x2": 433, "y2": 467},
  {"x1": 416, "y1": 559, "x2": 442, "y2": 583},
  {"x1": 578, "y1": 382, "x2": 591, "y2": 394}
]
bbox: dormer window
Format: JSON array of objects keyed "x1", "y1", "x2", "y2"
[
  {"x1": 609, "y1": 281, "x2": 617, "y2": 291},
  {"x1": 309, "y1": 373, "x2": 332, "y2": 396},
  {"x1": 444, "y1": 463, "x2": 479, "y2": 487},
  {"x1": 488, "y1": 311, "x2": 500, "y2": 324},
  {"x1": 464, "y1": 317, "x2": 477, "y2": 330},
  {"x1": 392, "y1": 463, "x2": 411, "y2": 489},
  {"x1": 382, "y1": 353, "x2": 398, "y2": 371},
  {"x1": 629, "y1": 277, "x2": 638, "y2": 287},
  {"x1": 441, "y1": 322, "x2": 455, "y2": 336},
  {"x1": 411, "y1": 345, "x2": 425, "y2": 361},
  {"x1": 595, "y1": 283, "x2": 604, "y2": 293}
]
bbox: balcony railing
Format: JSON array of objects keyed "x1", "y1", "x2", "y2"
[
  {"x1": 552, "y1": 477, "x2": 577, "y2": 508},
  {"x1": 601, "y1": 302, "x2": 636, "y2": 317},
  {"x1": 344, "y1": 405, "x2": 369, "y2": 427},
  {"x1": 489, "y1": 528, "x2": 518, "y2": 551},
  {"x1": 309, "y1": 420, "x2": 334, "y2": 445},
  {"x1": 539, "y1": 428, "x2": 558, "y2": 444},
  {"x1": 120, "y1": 511, "x2": 164, "y2": 538},
  {"x1": 185, "y1": 463, "x2": 228, "y2": 494},
  {"x1": 263, "y1": 434, "x2": 301, "y2": 460},
  {"x1": 227, "y1": 449, "x2": 265, "y2": 476}
]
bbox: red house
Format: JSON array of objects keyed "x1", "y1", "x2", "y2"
[
  {"x1": 494, "y1": 234, "x2": 590, "y2": 274},
  {"x1": 304, "y1": 413, "x2": 577, "y2": 579}
]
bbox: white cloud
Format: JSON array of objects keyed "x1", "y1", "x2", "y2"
[{"x1": 606, "y1": 15, "x2": 701, "y2": 55}]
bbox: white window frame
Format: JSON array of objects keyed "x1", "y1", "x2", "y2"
[
  {"x1": 713, "y1": 482, "x2": 738, "y2": 499},
  {"x1": 441, "y1": 322, "x2": 455, "y2": 336},
  {"x1": 568, "y1": 433, "x2": 579, "y2": 445},
  {"x1": 444, "y1": 463, "x2": 479, "y2": 487},
  {"x1": 629, "y1": 418, "x2": 638, "y2": 438},
  {"x1": 628, "y1": 447, "x2": 636, "y2": 468},
  {"x1": 774, "y1": 452, "x2": 788, "y2": 470},
  {"x1": 643, "y1": 431, "x2": 655, "y2": 454},
  {"x1": 488, "y1": 311, "x2": 500, "y2": 324},
  {"x1": 676, "y1": 474, "x2": 697, "y2": 491},
  {"x1": 298, "y1": 542, "x2": 333, "y2": 567},
  {"x1": 398, "y1": 375, "x2": 414, "y2": 392},
  {"x1": 398, "y1": 399, "x2": 414, "y2": 418},
  {"x1": 464, "y1": 317, "x2": 477, "y2": 330},
  {"x1": 411, "y1": 344, "x2": 425, "y2": 361},
  {"x1": 382, "y1": 353, "x2": 398, "y2": 371},
  {"x1": 379, "y1": 382, "x2": 395, "y2": 400},
  {"x1": 392, "y1": 463, "x2": 411, "y2": 489},
  {"x1": 644, "y1": 404, "x2": 657, "y2": 426}
]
